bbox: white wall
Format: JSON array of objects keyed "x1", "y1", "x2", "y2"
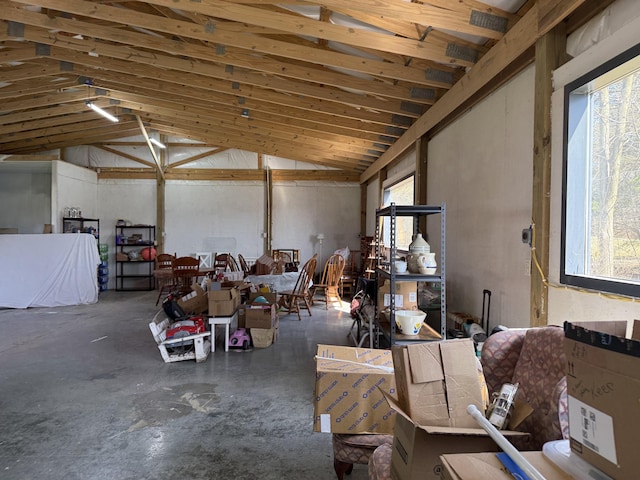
[
  {"x1": 272, "y1": 182, "x2": 361, "y2": 268},
  {"x1": 165, "y1": 180, "x2": 264, "y2": 259},
  {"x1": 52, "y1": 161, "x2": 98, "y2": 233},
  {"x1": 94, "y1": 173, "x2": 360, "y2": 289},
  {"x1": 0, "y1": 163, "x2": 51, "y2": 234},
  {"x1": 427, "y1": 67, "x2": 535, "y2": 328},
  {"x1": 548, "y1": 1, "x2": 640, "y2": 327}
]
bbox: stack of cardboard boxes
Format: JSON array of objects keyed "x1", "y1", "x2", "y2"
[
  {"x1": 242, "y1": 292, "x2": 279, "y2": 348},
  {"x1": 439, "y1": 321, "x2": 640, "y2": 480},
  {"x1": 563, "y1": 320, "x2": 640, "y2": 480},
  {"x1": 313, "y1": 345, "x2": 397, "y2": 435},
  {"x1": 387, "y1": 339, "x2": 529, "y2": 480},
  {"x1": 313, "y1": 323, "x2": 640, "y2": 480},
  {"x1": 313, "y1": 339, "x2": 527, "y2": 480},
  {"x1": 175, "y1": 281, "x2": 280, "y2": 349}
]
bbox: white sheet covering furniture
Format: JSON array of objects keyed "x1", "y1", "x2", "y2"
[
  {"x1": 245, "y1": 272, "x2": 304, "y2": 293},
  {"x1": 0, "y1": 233, "x2": 100, "y2": 308}
]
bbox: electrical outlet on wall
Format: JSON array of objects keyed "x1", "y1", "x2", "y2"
[{"x1": 524, "y1": 251, "x2": 531, "y2": 276}]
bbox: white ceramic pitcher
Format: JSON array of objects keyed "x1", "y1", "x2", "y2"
[{"x1": 417, "y1": 252, "x2": 437, "y2": 274}]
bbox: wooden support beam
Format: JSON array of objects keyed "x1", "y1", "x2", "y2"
[
  {"x1": 415, "y1": 135, "x2": 429, "y2": 235},
  {"x1": 94, "y1": 146, "x2": 155, "y2": 169},
  {"x1": 530, "y1": 25, "x2": 567, "y2": 327},
  {"x1": 136, "y1": 115, "x2": 165, "y2": 180},
  {"x1": 157, "y1": 141, "x2": 166, "y2": 255}
]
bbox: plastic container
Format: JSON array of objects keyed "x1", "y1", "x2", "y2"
[{"x1": 542, "y1": 440, "x2": 612, "y2": 480}]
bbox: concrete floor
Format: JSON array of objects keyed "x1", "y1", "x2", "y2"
[{"x1": 0, "y1": 291, "x2": 370, "y2": 480}]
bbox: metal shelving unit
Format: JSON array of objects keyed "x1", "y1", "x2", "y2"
[
  {"x1": 115, "y1": 225, "x2": 156, "y2": 291},
  {"x1": 374, "y1": 203, "x2": 446, "y2": 346}
]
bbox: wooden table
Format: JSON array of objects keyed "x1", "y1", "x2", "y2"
[{"x1": 153, "y1": 267, "x2": 217, "y2": 285}]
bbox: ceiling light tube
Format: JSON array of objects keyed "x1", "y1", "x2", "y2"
[
  {"x1": 86, "y1": 102, "x2": 119, "y2": 123},
  {"x1": 149, "y1": 138, "x2": 166, "y2": 149}
]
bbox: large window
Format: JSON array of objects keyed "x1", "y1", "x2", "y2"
[
  {"x1": 382, "y1": 175, "x2": 414, "y2": 251},
  {"x1": 562, "y1": 44, "x2": 640, "y2": 297}
]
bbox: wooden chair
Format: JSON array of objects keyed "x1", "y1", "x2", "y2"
[
  {"x1": 172, "y1": 256, "x2": 200, "y2": 295},
  {"x1": 340, "y1": 255, "x2": 359, "y2": 299},
  {"x1": 155, "y1": 253, "x2": 176, "y2": 305},
  {"x1": 214, "y1": 253, "x2": 239, "y2": 272},
  {"x1": 237, "y1": 254, "x2": 251, "y2": 276},
  {"x1": 228, "y1": 254, "x2": 241, "y2": 272},
  {"x1": 311, "y1": 254, "x2": 346, "y2": 309},
  {"x1": 278, "y1": 255, "x2": 317, "y2": 321}
]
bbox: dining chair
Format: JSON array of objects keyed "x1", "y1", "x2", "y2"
[
  {"x1": 277, "y1": 255, "x2": 317, "y2": 321},
  {"x1": 172, "y1": 256, "x2": 200, "y2": 295},
  {"x1": 214, "y1": 253, "x2": 236, "y2": 272},
  {"x1": 311, "y1": 253, "x2": 346, "y2": 309},
  {"x1": 155, "y1": 253, "x2": 176, "y2": 305},
  {"x1": 340, "y1": 254, "x2": 359, "y2": 299},
  {"x1": 237, "y1": 254, "x2": 251, "y2": 276},
  {"x1": 228, "y1": 254, "x2": 241, "y2": 272}
]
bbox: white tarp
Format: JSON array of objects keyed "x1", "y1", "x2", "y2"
[
  {"x1": 245, "y1": 272, "x2": 302, "y2": 293},
  {"x1": 0, "y1": 233, "x2": 100, "y2": 308}
]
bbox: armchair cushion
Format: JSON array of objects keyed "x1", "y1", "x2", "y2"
[{"x1": 481, "y1": 326, "x2": 567, "y2": 451}]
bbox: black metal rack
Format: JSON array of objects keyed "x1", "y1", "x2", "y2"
[
  {"x1": 115, "y1": 224, "x2": 156, "y2": 291},
  {"x1": 374, "y1": 203, "x2": 446, "y2": 346}
]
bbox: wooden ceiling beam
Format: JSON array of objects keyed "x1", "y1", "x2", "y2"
[
  {"x1": 87, "y1": 72, "x2": 409, "y2": 126},
  {"x1": 146, "y1": 122, "x2": 369, "y2": 171},
  {"x1": 0, "y1": 121, "x2": 141, "y2": 153},
  {"x1": 47, "y1": 45, "x2": 434, "y2": 119},
  {"x1": 0, "y1": 2, "x2": 456, "y2": 88},
  {"x1": 109, "y1": 91, "x2": 400, "y2": 139},
  {"x1": 361, "y1": 0, "x2": 589, "y2": 182},
  {"x1": 11, "y1": 22, "x2": 445, "y2": 102},
  {"x1": 0, "y1": 76, "x2": 77, "y2": 100},
  {"x1": 147, "y1": 117, "x2": 379, "y2": 162},
  {"x1": 134, "y1": 0, "x2": 475, "y2": 65}
]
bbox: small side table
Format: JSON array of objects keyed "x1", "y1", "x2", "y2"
[{"x1": 208, "y1": 310, "x2": 238, "y2": 352}]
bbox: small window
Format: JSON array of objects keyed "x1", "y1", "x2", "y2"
[
  {"x1": 382, "y1": 175, "x2": 414, "y2": 251},
  {"x1": 561, "y1": 44, "x2": 640, "y2": 297}
]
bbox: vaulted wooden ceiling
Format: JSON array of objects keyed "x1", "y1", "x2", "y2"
[{"x1": 0, "y1": 0, "x2": 582, "y2": 177}]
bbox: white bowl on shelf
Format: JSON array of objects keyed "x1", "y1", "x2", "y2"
[
  {"x1": 394, "y1": 310, "x2": 426, "y2": 335},
  {"x1": 394, "y1": 261, "x2": 407, "y2": 273}
]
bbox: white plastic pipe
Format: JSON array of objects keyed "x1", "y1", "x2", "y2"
[{"x1": 467, "y1": 404, "x2": 547, "y2": 480}]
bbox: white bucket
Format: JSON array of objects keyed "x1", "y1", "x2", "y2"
[{"x1": 395, "y1": 310, "x2": 426, "y2": 336}]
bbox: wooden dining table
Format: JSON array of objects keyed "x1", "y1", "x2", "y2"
[{"x1": 152, "y1": 267, "x2": 218, "y2": 285}]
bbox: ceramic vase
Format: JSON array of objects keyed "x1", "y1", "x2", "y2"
[{"x1": 407, "y1": 233, "x2": 430, "y2": 273}]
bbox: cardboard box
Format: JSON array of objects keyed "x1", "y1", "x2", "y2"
[
  {"x1": 387, "y1": 394, "x2": 526, "y2": 480},
  {"x1": 245, "y1": 304, "x2": 277, "y2": 329},
  {"x1": 391, "y1": 339, "x2": 483, "y2": 428},
  {"x1": 564, "y1": 320, "x2": 640, "y2": 480},
  {"x1": 249, "y1": 292, "x2": 278, "y2": 305},
  {"x1": 313, "y1": 345, "x2": 397, "y2": 434},
  {"x1": 439, "y1": 451, "x2": 572, "y2": 480},
  {"x1": 207, "y1": 286, "x2": 240, "y2": 316},
  {"x1": 177, "y1": 284, "x2": 208, "y2": 314},
  {"x1": 251, "y1": 320, "x2": 279, "y2": 348},
  {"x1": 237, "y1": 306, "x2": 246, "y2": 329},
  {"x1": 378, "y1": 279, "x2": 418, "y2": 310}
]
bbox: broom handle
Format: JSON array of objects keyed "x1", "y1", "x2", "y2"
[{"x1": 467, "y1": 405, "x2": 546, "y2": 480}]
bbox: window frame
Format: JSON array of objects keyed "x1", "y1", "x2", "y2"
[
  {"x1": 381, "y1": 173, "x2": 415, "y2": 252},
  {"x1": 560, "y1": 42, "x2": 640, "y2": 297}
]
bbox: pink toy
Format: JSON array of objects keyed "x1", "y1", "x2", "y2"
[{"x1": 229, "y1": 328, "x2": 251, "y2": 350}]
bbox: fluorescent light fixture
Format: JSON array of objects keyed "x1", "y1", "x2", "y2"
[
  {"x1": 86, "y1": 102, "x2": 118, "y2": 122},
  {"x1": 149, "y1": 138, "x2": 166, "y2": 149}
]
